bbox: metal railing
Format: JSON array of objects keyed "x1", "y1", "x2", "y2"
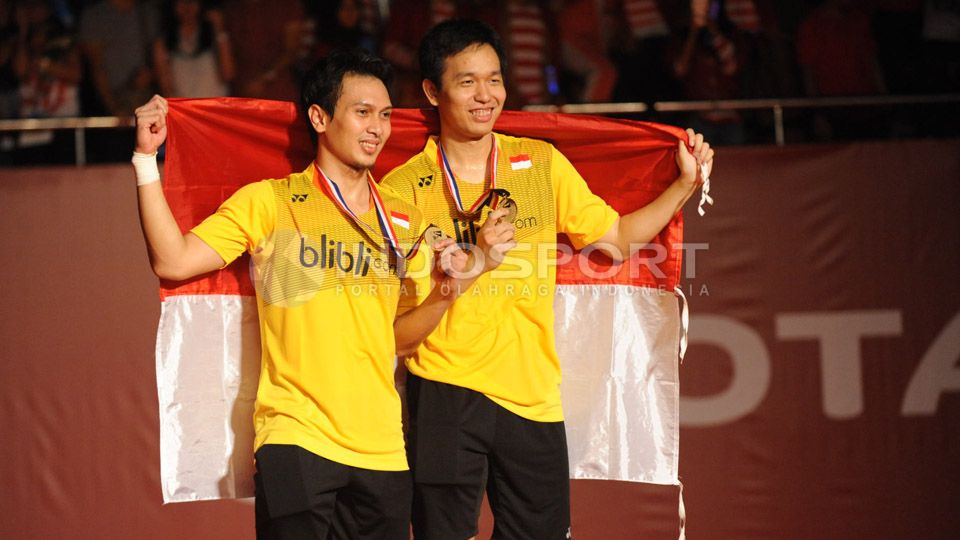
[
  {"x1": 525, "y1": 93, "x2": 960, "y2": 146},
  {"x1": 0, "y1": 116, "x2": 134, "y2": 166},
  {"x1": 524, "y1": 102, "x2": 649, "y2": 114},
  {"x1": 1, "y1": 94, "x2": 957, "y2": 165}
]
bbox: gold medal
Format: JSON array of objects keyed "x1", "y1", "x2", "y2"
[
  {"x1": 496, "y1": 197, "x2": 518, "y2": 224},
  {"x1": 422, "y1": 224, "x2": 451, "y2": 250}
]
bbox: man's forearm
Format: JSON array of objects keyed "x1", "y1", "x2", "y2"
[
  {"x1": 393, "y1": 252, "x2": 491, "y2": 356},
  {"x1": 394, "y1": 286, "x2": 455, "y2": 358},
  {"x1": 592, "y1": 129, "x2": 712, "y2": 261},
  {"x1": 607, "y1": 178, "x2": 697, "y2": 260}
]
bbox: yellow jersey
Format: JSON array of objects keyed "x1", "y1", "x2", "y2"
[
  {"x1": 192, "y1": 164, "x2": 426, "y2": 471},
  {"x1": 381, "y1": 134, "x2": 619, "y2": 422}
]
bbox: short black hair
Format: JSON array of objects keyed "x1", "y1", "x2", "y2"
[
  {"x1": 418, "y1": 19, "x2": 507, "y2": 90},
  {"x1": 300, "y1": 48, "x2": 393, "y2": 144}
]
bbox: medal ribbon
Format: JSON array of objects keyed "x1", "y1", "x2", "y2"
[
  {"x1": 313, "y1": 162, "x2": 423, "y2": 261},
  {"x1": 437, "y1": 137, "x2": 502, "y2": 216}
]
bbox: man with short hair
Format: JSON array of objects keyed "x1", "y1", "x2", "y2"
[
  {"x1": 133, "y1": 48, "x2": 462, "y2": 539},
  {"x1": 381, "y1": 19, "x2": 715, "y2": 539}
]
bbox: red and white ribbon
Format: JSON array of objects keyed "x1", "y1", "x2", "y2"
[
  {"x1": 437, "y1": 138, "x2": 503, "y2": 216},
  {"x1": 313, "y1": 162, "x2": 422, "y2": 261}
]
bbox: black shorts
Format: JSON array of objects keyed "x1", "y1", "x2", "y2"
[
  {"x1": 406, "y1": 374, "x2": 571, "y2": 540},
  {"x1": 254, "y1": 444, "x2": 412, "y2": 540}
]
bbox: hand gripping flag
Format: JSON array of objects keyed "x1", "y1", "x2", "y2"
[{"x1": 157, "y1": 98, "x2": 687, "y2": 502}]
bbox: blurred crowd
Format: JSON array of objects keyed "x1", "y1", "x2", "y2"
[{"x1": 1, "y1": 0, "x2": 958, "y2": 154}]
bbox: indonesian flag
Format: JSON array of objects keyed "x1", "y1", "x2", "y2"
[
  {"x1": 390, "y1": 210, "x2": 411, "y2": 229},
  {"x1": 157, "y1": 98, "x2": 686, "y2": 502},
  {"x1": 509, "y1": 153, "x2": 532, "y2": 170}
]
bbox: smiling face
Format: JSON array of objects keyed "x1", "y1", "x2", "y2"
[
  {"x1": 424, "y1": 43, "x2": 505, "y2": 143},
  {"x1": 312, "y1": 73, "x2": 393, "y2": 174}
]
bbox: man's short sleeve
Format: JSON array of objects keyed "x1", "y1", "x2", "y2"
[
  {"x1": 551, "y1": 145, "x2": 619, "y2": 249},
  {"x1": 190, "y1": 180, "x2": 276, "y2": 267}
]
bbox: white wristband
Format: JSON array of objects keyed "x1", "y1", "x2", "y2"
[{"x1": 132, "y1": 151, "x2": 160, "y2": 186}]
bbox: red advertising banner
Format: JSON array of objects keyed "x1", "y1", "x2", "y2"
[{"x1": 678, "y1": 140, "x2": 960, "y2": 539}]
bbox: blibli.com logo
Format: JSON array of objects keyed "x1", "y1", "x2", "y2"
[{"x1": 298, "y1": 235, "x2": 393, "y2": 276}]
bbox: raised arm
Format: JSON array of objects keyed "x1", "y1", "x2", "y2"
[
  {"x1": 134, "y1": 95, "x2": 224, "y2": 281},
  {"x1": 592, "y1": 129, "x2": 714, "y2": 261}
]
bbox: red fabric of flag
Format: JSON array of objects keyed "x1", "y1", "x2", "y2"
[{"x1": 161, "y1": 98, "x2": 685, "y2": 297}]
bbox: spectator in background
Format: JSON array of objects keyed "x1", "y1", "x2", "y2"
[
  {"x1": 915, "y1": 0, "x2": 960, "y2": 136},
  {"x1": 222, "y1": 0, "x2": 302, "y2": 101},
  {"x1": 498, "y1": 0, "x2": 560, "y2": 107},
  {"x1": 870, "y1": 0, "x2": 924, "y2": 139},
  {"x1": 609, "y1": 0, "x2": 681, "y2": 104},
  {"x1": 9, "y1": 0, "x2": 80, "y2": 161},
  {"x1": 153, "y1": 0, "x2": 234, "y2": 98},
  {"x1": 873, "y1": 0, "x2": 923, "y2": 95},
  {"x1": 320, "y1": 0, "x2": 365, "y2": 53},
  {"x1": 382, "y1": 0, "x2": 459, "y2": 107},
  {"x1": 673, "y1": 0, "x2": 746, "y2": 144},
  {"x1": 723, "y1": 0, "x2": 760, "y2": 33},
  {"x1": 724, "y1": 0, "x2": 791, "y2": 97},
  {"x1": 3, "y1": 0, "x2": 81, "y2": 164},
  {"x1": 796, "y1": 0, "x2": 885, "y2": 98},
  {"x1": 303, "y1": 0, "x2": 370, "y2": 63},
  {"x1": 79, "y1": 0, "x2": 160, "y2": 116},
  {"x1": 354, "y1": 0, "x2": 383, "y2": 53},
  {"x1": 796, "y1": 0, "x2": 886, "y2": 140},
  {"x1": 1, "y1": 0, "x2": 22, "y2": 121},
  {"x1": 14, "y1": 1, "x2": 80, "y2": 118},
  {"x1": 46, "y1": 0, "x2": 73, "y2": 27},
  {"x1": 920, "y1": 0, "x2": 960, "y2": 92},
  {"x1": 725, "y1": 0, "x2": 801, "y2": 142},
  {"x1": 386, "y1": 0, "x2": 562, "y2": 108},
  {"x1": 557, "y1": 0, "x2": 616, "y2": 103}
]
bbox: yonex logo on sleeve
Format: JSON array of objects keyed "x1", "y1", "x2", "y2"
[
  {"x1": 418, "y1": 175, "x2": 433, "y2": 188},
  {"x1": 291, "y1": 193, "x2": 309, "y2": 202}
]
